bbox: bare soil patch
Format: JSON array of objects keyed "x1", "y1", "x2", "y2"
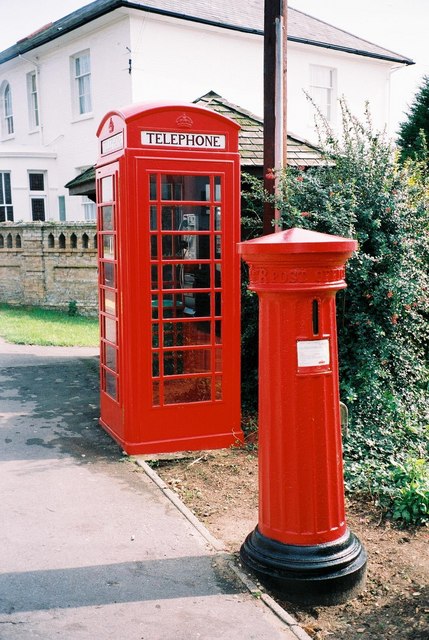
[{"x1": 148, "y1": 445, "x2": 429, "y2": 640}]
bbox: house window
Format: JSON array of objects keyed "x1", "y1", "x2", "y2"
[
  {"x1": 72, "y1": 51, "x2": 92, "y2": 115},
  {"x1": 29, "y1": 172, "x2": 45, "y2": 191},
  {"x1": 310, "y1": 65, "x2": 336, "y2": 122},
  {"x1": 29, "y1": 171, "x2": 47, "y2": 221},
  {"x1": 82, "y1": 196, "x2": 96, "y2": 221},
  {"x1": 31, "y1": 199, "x2": 46, "y2": 221},
  {"x1": 27, "y1": 71, "x2": 39, "y2": 129},
  {"x1": 1, "y1": 82, "x2": 14, "y2": 136},
  {"x1": 58, "y1": 195, "x2": 66, "y2": 221},
  {"x1": 0, "y1": 172, "x2": 13, "y2": 222}
]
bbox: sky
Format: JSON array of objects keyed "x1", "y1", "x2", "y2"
[{"x1": 1, "y1": 0, "x2": 428, "y2": 132}]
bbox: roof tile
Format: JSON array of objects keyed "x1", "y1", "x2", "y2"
[
  {"x1": 0, "y1": 1, "x2": 413, "y2": 65},
  {"x1": 194, "y1": 90, "x2": 330, "y2": 167}
]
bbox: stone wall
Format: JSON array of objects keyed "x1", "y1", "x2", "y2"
[{"x1": 0, "y1": 223, "x2": 98, "y2": 315}]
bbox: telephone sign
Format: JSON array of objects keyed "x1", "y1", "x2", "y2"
[{"x1": 141, "y1": 130, "x2": 226, "y2": 149}]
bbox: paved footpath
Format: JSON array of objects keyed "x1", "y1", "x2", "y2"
[{"x1": 0, "y1": 340, "x2": 307, "y2": 640}]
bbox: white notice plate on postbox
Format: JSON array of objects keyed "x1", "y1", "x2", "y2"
[{"x1": 297, "y1": 339, "x2": 330, "y2": 368}]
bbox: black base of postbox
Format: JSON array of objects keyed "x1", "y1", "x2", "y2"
[{"x1": 240, "y1": 526, "x2": 367, "y2": 606}]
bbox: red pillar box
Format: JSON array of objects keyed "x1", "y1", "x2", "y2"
[{"x1": 238, "y1": 228, "x2": 367, "y2": 605}]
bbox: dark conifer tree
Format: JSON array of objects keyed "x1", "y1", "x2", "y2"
[{"x1": 397, "y1": 75, "x2": 429, "y2": 162}]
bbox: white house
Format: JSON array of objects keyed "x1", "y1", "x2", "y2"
[{"x1": 0, "y1": 0, "x2": 413, "y2": 222}]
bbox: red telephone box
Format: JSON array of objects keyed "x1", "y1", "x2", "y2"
[{"x1": 95, "y1": 103, "x2": 243, "y2": 454}]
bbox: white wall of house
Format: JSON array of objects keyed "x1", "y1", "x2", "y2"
[
  {"x1": 129, "y1": 13, "x2": 264, "y2": 115},
  {"x1": 0, "y1": 6, "x2": 405, "y2": 222},
  {"x1": 0, "y1": 148, "x2": 57, "y2": 222},
  {"x1": 0, "y1": 12, "x2": 132, "y2": 221},
  {"x1": 287, "y1": 42, "x2": 394, "y2": 140}
]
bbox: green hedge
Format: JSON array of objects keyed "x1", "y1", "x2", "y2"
[{"x1": 241, "y1": 101, "x2": 429, "y2": 525}]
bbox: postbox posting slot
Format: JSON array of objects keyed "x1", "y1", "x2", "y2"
[{"x1": 312, "y1": 299, "x2": 320, "y2": 335}]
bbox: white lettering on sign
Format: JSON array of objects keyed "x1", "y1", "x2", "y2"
[
  {"x1": 297, "y1": 339, "x2": 330, "y2": 368},
  {"x1": 101, "y1": 131, "x2": 124, "y2": 155},
  {"x1": 141, "y1": 130, "x2": 226, "y2": 149}
]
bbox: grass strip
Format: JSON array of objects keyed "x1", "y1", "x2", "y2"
[{"x1": 0, "y1": 304, "x2": 99, "y2": 347}]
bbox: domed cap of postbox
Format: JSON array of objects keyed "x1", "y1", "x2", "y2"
[{"x1": 238, "y1": 228, "x2": 357, "y2": 256}]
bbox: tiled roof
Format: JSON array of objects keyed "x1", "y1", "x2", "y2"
[
  {"x1": 0, "y1": 1, "x2": 414, "y2": 66},
  {"x1": 64, "y1": 166, "x2": 96, "y2": 190},
  {"x1": 194, "y1": 91, "x2": 329, "y2": 167},
  {"x1": 287, "y1": 7, "x2": 413, "y2": 64},
  {"x1": 65, "y1": 91, "x2": 330, "y2": 193}
]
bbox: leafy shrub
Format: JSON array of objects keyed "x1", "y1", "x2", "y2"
[
  {"x1": 240, "y1": 177, "x2": 263, "y2": 409},
  {"x1": 241, "y1": 100, "x2": 429, "y2": 524},
  {"x1": 68, "y1": 299, "x2": 78, "y2": 316},
  {"x1": 391, "y1": 458, "x2": 429, "y2": 526}
]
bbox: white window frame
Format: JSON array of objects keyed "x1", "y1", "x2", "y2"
[
  {"x1": 27, "y1": 71, "x2": 39, "y2": 130},
  {"x1": 0, "y1": 172, "x2": 13, "y2": 222},
  {"x1": 1, "y1": 82, "x2": 14, "y2": 137},
  {"x1": 309, "y1": 65, "x2": 337, "y2": 124},
  {"x1": 28, "y1": 171, "x2": 47, "y2": 221},
  {"x1": 58, "y1": 195, "x2": 66, "y2": 221},
  {"x1": 75, "y1": 166, "x2": 96, "y2": 220},
  {"x1": 71, "y1": 50, "x2": 92, "y2": 117},
  {"x1": 82, "y1": 196, "x2": 96, "y2": 221}
]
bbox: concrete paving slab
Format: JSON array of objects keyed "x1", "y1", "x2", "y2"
[{"x1": 0, "y1": 342, "x2": 305, "y2": 639}]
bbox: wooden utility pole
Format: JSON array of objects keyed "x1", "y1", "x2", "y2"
[{"x1": 263, "y1": 0, "x2": 287, "y2": 234}]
